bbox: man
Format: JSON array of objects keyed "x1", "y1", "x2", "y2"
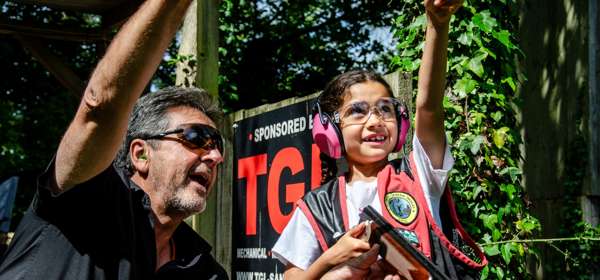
[{"x1": 0, "y1": 0, "x2": 227, "y2": 279}]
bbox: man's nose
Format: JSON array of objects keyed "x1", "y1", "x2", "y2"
[{"x1": 203, "y1": 147, "x2": 224, "y2": 167}]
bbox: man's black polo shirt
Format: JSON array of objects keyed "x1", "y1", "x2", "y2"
[{"x1": 0, "y1": 161, "x2": 228, "y2": 280}]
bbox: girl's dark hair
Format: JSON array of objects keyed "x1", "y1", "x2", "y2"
[
  {"x1": 318, "y1": 70, "x2": 393, "y2": 183},
  {"x1": 318, "y1": 69, "x2": 394, "y2": 115}
]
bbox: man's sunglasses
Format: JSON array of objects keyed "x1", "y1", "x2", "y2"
[{"x1": 139, "y1": 123, "x2": 224, "y2": 154}]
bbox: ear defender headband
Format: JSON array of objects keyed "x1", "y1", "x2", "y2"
[{"x1": 311, "y1": 99, "x2": 411, "y2": 159}]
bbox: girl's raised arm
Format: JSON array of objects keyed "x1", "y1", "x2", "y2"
[{"x1": 415, "y1": 0, "x2": 462, "y2": 168}]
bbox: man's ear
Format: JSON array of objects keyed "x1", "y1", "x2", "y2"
[{"x1": 130, "y1": 139, "x2": 150, "y2": 175}]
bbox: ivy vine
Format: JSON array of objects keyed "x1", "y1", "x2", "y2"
[{"x1": 391, "y1": 0, "x2": 537, "y2": 278}]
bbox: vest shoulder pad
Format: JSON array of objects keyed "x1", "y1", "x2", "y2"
[{"x1": 301, "y1": 178, "x2": 346, "y2": 249}]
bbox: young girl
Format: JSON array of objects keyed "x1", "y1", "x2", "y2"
[{"x1": 272, "y1": 1, "x2": 487, "y2": 279}]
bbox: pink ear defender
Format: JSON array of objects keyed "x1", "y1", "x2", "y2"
[
  {"x1": 312, "y1": 101, "x2": 345, "y2": 159},
  {"x1": 311, "y1": 99, "x2": 411, "y2": 158},
  {"x1": 394, "y1": 103, "x2": 410, "y2": 152}
]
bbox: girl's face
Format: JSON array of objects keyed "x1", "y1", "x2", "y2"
[{"x1": 339, "y1": 81, "x2": 397, "y2": 167}]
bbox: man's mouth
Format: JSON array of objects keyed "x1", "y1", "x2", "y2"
[{"x1": 188, "y1": 172, "x2": 209, "y2": 188}]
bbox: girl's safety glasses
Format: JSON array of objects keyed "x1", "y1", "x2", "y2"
[
  {"x1": 336, "y1": 98, "x2": 400, "y2": 125},
  {"x1": 140, "y1": 123, "x2": 224, "y2": 154}
]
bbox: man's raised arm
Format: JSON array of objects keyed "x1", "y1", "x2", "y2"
[{"x1": 53, "y1": 0, "x2": 193, "y2": 193}]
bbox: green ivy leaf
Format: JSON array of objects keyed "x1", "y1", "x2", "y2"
[
  {"x1": 481, "y1": 265, "x2": 489, "y2": 278},
  {"x1": 502, "y1": 76, "x2": 517, "y2": 92},
  {"x1": 479, "y1": 46, "x2": 497, "y2": 60},
  {"x1": 473, "y1": 184, "x2": 484, "y2": 200},
  {"x1": 495, "y1": 265, "x2": 505, "y2": 279},
  {"x1": 499, "y1": 167, "x2": 521, "y2": 183},
  {"x1": 470, "y1": 135, "x2": 485, "y2": 155},
  {"x1": 467, "y1": 56, "x2": 485, "y2": 78},
  {"x1": 493, "y1": 29, "x2": 514, "y2": 50},
  {"x1": 500, "y1": 184, "x2": 516, "y2": 200},
  {"x1": 491, "y1": 111, "x2": 502, "y2": 122},
  {"x1": 484, "y1": 245, "x2": 501, "y2": 256},
  {"x1": 493, "y1": 127, "x2": 510, "y2": 148},
  {"x1": 492, "y1": 228, "x2": 502, "y2": 241},
  {"x1": 501, "y1": 243, "x2": 513, "y2": 264},
  {"x1": 229, "y1": 93, "x2": 240, "y2": 101},
  {"x1": 408, "y1": 14, "x2": 426, "y2": 29},
  {"x1": 516, "y1": 217, "x2": 540, "y2": 234},
  {"x1": 457, "y1": 31, "x2": 473, "y2": 46},
  {"x1": 482, "y1": 233, "x2": 492, "y2": 243},
  {"x1": 454, "y1": 77, "x2": 478, "y2": 97},
  {"x1": 517, "y1": 243, "x2": 525, "y2": 256},
  {"x1": 472, "y1": 10, "x2": 497, "y2": 34},
  {"x1": 480, "y1": 213, "x2": 498, "y2": 230},
  {"x1": 498, "y1": 206, "x2": 506, "y2": 222}
]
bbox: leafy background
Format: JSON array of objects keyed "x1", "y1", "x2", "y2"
[
  {"x1": 389, "y1": 0, "x2": 599, "y2": 278},
  {"x1": 1, "y1": 0, "x2": 599, "y2": 278}
]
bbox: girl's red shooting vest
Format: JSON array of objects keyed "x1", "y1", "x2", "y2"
[{"x1": 297, "y1": 154, "x2": 487, "y2": 277}]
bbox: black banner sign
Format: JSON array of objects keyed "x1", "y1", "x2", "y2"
[{"x1": 232, "y1": 98, "x2": 322, "y2": 280}]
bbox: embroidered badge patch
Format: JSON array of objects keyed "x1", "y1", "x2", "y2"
[{"x1": 385, "y1": 192, "x2": 418, "y2": 225}]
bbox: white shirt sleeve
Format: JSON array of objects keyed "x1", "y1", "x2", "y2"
[
  {"x1": 272, "y1": 207, "x2": 322, "y2": 271},
  {"x1": 411, "y1": 134, "x2": 454, "y2": 227}
]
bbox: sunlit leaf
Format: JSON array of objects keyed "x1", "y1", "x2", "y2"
[
  {"x1": 454, "y1": 77, "x2": 478, "y2": 97},
  {"x1": 484, "y1": 245, "x2": 500, "y2": 256},
  {"x1": 501, "y1": 243, "x2": 513, "y2": 264},
  {"x1": 470, "y1": 135, "x2": 485, "y2": 155},
  {"x1": 493, "y1": 127, "x2": 510, "y2": 148},
  {"x1": 472, "y1": 10, "x2": 497, "y2": 33},
  {"x1": 493, "y1": 29, "x2": 514, "y2": 50},
  {"x1": 467, "y1": 56, "x2": 485, "y2": 78}
]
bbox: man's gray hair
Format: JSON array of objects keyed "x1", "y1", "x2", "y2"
[{"x1": 114, "y1": 86, "x2": 222, "y2": 176}]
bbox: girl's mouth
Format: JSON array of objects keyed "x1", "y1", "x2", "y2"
[{"x1": 363, "y1": 135, "x2": 386, "y2": 142}]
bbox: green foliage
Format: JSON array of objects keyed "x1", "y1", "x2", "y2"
[
  {"x1": 218, "y1": 0, "x2": 400, "y2": 112},
  {"x1": 0, "y1": 2, "x2": 92, "y2": 227},
  {"x1": 391, "y1": 0, "x2": 540, "y2": 278}
]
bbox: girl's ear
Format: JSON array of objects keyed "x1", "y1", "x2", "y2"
[{"x1": 130, "y1": 139, "x2": 150, "y2": 175}]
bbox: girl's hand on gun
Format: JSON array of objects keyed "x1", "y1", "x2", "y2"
[{"x1": 321, "y1": 222, "x2": 371, "y2": 266}]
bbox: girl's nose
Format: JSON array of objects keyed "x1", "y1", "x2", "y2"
[{"x1": 364, "y1": 110, "x2": 385, "y2": 127}]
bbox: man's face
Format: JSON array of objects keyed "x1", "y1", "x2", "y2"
[{"x1": 146, "y1": 106, "x2": 223, "y2": 217}]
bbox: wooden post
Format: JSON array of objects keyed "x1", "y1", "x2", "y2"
[
  {"x1": 214, "y1": 116, "x2": 234, "y2": 276},
  {"x1": 195, "y1": 0, "x2": 219, "y2": 99},
  {"x1": 584, "y1": 6, "x2": 599, "y2": 269},
  {"x1": 176, "y1": 0, "x2": 221, "y2": 258},
  {"x1": 194, "y1": 0, "x2": 220, "y2": 251},
  {"x1": 384, "y1": 71, "x2": 413, "y2": 159},
  {"x1": 175, "y1": 0, "x2": 197, "y2": 88},
  {"x1": 586, "y1": 0, "x2": 600, "y2": 224}
]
